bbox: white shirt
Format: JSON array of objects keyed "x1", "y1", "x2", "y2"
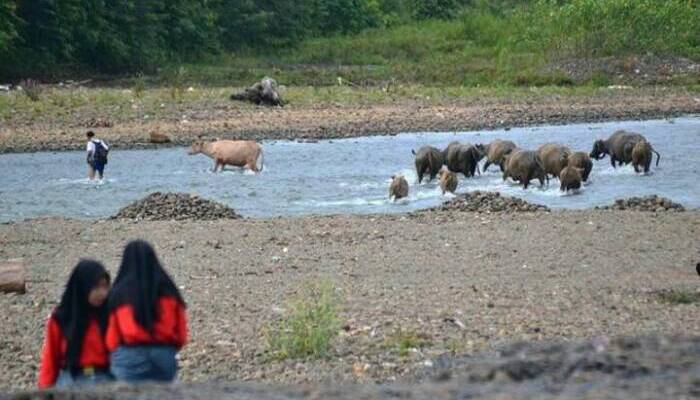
[{"x1": 86, "y1": 139, "x2": 109, "y2": 155}]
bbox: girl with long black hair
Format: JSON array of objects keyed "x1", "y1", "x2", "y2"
[
  {"x1": 106, "y1": 240, "x2": 188, "y2": 382},
  {"x1": 38, "y1": 260, "x2": 112, "y2": 388}
]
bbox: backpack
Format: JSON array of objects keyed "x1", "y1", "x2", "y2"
[{"x1": 92, "y1": 140, "x2": 109, "y2": 164}]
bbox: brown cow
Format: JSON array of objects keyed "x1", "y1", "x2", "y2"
[
  {"x1": 188, "y1": 139, "x2": 264, "y2": 172},
  {"x1": 482, "y1": 139, "x2": 517, "y2": 172}
]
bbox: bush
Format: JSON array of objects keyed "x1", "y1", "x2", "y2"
[
  {"x1": 519, "y1": 0, "x2": 700, "y2": 59},
  {"x1": 267, "y1": 282, "x2": 340, "y2": 360},
  {"x1": 20, "y1": 79, "x2": 42, "y2": 102}
]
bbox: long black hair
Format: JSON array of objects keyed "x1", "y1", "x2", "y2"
[
  {"x1": 53, "y1": 259, "x2": 110, "y2": 369},
  {"x1": 108, "y1": 240, "x2": 185, "y2": 331}
]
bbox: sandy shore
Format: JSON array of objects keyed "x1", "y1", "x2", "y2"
[
  {"x1": 1, "y1": 210, "x2": 698, "y2": 390},
  {"x1": 1, "y1": 87, "x2": 698, "y2": 153}
]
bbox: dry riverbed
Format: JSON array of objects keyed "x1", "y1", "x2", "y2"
[
  {"x1": 1, "y1": 210, "x2": 699, "y2": 392},
  {"x1": 1, "y1": 86, "x2": 699, "y2": 153}
]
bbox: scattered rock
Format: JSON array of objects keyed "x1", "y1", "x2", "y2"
[
  {"x1": 596, "y1": 195, "x2": 685, "y2": 212},
  {"x1": 427, "y1": 191, "x2": 549, "y2": 213},
  {"x1": 112, "y1": 192, "x2": 241, "y2": 221},
  {"x1": 230, "y1": 76, "x2": 283, "y2": 106},
  {"x1": 149, "y1": 132, "x2": 172, "y2": 144}
]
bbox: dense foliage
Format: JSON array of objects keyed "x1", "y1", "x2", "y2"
[{"x1": 0, "y1": 0, "x2": 697, "y2": 81}]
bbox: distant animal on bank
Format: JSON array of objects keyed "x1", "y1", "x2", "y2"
[
  {"x1": 590, "y1": 130, "x2": 659, "y2": 171},
  {"x1": 537, "y1": 143, "x2": 571, "y2": 180},
  {"x1": 559, "y1": 166, "x2": 584, "y2": 192},
  {"x1": 442, "y1": 141, "x2": 485, "y2": 178},
  {"x1": 482, "y1": 139, "x2": 517, "y2": 172},
  {"x1": 503, "y1": 149, "x2": 547, "y2": 189},
  {"x1": 438, "y1": 168, "x2": 458, "y2": 195},
  {"x1": 188, "y1": 139, "x2": 264, "y2": 172},
  {"x1": 412, "y1": 146, "x2": 444, "y2": 184},
  {"x1": 566, "y1": 151, "x2": 593, "y2": 182},
  {"x1": 631, "y1": 140, "x2": 661, "y2": 174},
  {"x1": 389, "y1": 174, "x2": 409, "y2": 200}
]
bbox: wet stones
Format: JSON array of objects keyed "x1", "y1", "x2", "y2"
[
  {"x1": 112, "y1": 192, "x2": 241, "y2": 221},
  {"x1": 596, "y1": 195, "x2": 685, "y2": 212},
  {"x1": 431, "y1": 191, "x2": 549, "y2": 213}
]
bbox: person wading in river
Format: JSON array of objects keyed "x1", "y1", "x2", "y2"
[
  {"x1": 106, "y1": 240, "x2": 188, "y2": 382},
  {"x1": 86, "y1": 131, "x2": 109, "y2": 180}
]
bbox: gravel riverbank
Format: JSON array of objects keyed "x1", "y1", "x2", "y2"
[
  {"x1": 1, "y1": 88, "x2": 698, "y2": 153},
  {"x1": 0, "y1": 210, "x2": 698, "y2": 391}
]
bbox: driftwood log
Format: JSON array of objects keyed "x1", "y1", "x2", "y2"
[
  {"x1": 0, "y1": 259, "x2": 26, "y2": 294},
  {"x1": 230, "y1": 77, "x2": 283, "y2": 106}
]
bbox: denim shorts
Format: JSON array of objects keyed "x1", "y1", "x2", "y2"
[
  {"x1": 110, "y1": 345, "x2": 178, "y2": 383},
  {"x1": 55, "y1": 369, "x2": 113, "y2": 387}
]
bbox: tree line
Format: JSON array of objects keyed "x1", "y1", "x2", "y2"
[{"x1": 0, "y1": 0, "x2": 469, "y2": 79}]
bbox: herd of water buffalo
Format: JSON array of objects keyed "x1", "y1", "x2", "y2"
[{"x1": 389, "y1": 129, "x2": 661, "y2": 200}]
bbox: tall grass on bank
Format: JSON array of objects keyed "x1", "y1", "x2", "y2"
[
  {"x1": 267, "y1": 282, "x2": 341, "y2": 360},
  {"x1": 171, "y1": 0, "x2": 698, "y2": 87}
]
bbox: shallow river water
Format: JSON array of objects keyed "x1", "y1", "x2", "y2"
[{"x1": 0, "y1": 116, "x2": 698, "y2": 221}]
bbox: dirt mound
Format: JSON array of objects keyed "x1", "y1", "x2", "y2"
[
  {"x1": 112, "y1": 192, "x2": 241, "y2": 221},
  {"x1": 431, "y1": 191, "x2": 549, "y2": 213},
  {"x1": 596, "y1": 195, "x2": 685, "y2": 212}
]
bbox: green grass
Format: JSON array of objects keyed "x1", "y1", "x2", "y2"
[
  {"x1": 145, "y1": 0, "x2": 698, "y2": 88},
  {"x1": 267, "y1": 281, "x2": 341, "y2": 360},
  {"x1": 657, "y1": 290, "x2": 700, "y2": 305},
  {"x1": 384, "y1": 329, "x2": 431, "y2": 357}
]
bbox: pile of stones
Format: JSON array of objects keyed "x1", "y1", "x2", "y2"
[
  {"x1": 434, "y1": 191, "x2": 549, "y2": 213},
  {"x1": 112, "y1": 192, "x2": 241, "y2": 221},
  {"x1": 596, "y1": 195, "x2": 685, "y2": 212}
]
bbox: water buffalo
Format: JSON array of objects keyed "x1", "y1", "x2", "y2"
[
  {"x1": 483, "y1": 139, "x2": 517, "y2": 172},
  {"x1": 567, "y1": 151, "x2": 593, "y2": 182},
  {"x1": 559, "y1": 166, "x2": 584, "y2": 192},
  {"x1": 631, "y1": 140, "x2": 661, "y2": 174},
  {"x1": 503, "y1": 150, "x2": 547, "y2": 189},
  {"x1": 438, "y1": 168, "x2": 458, "y2": 194},
  {"x1": 412, "y1": 146, "x2": 444, "y2": 184},
  {"x1": 442, "y1": 141, "x2": 485, "y2": 178},
  {"x1": 537, "y1": 143, "x2": 571, "y2": 180},
  {"x1": 188, "y1": 139, "x2": 264, "y2": 172},
  {"x1": 590, "y1": 130, "x2": 655, "y2": 169},
  {"x1": 389, "y1": 174, "x2": 409, "y2": 200}
]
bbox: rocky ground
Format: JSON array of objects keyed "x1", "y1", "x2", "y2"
[
  {"x1": 1, "y1": 87, "x2": 698, "y2": 153},
  {"x1": 0, "y1": 210, "x2": 698, "y2": 393},
  {"x1": 595, "y1": 195, "x2": 685, "y2": 212},
  {"x1": 112, "y1": 192, "x2": 241, "y2": 221},
  {"x1": 6, "y1": 335, "x2": 699, "y2": 399}
]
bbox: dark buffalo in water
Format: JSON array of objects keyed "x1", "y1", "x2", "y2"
[
  {"x1": 412, "y1": 146, "x2": 444, "y2": 184},
  {"x1": 483, "y1": 139, "x2": 517, "y2": 172},
  {"x1": 590, "y1": 130, "x2": 659, "y2": 170},
  {"x1": 537, "y1": 143, "x2": 571, "y2": 180},
  {"x1": 567, "y1": 151, "x2": 593, "y2": 182},
  {"x1": 503, "y1": 149, "x2": 547, "y2": 189},
  {"x1": 631, "y1": 140, "x2": 661, "y2": 174},
  {"x1": 442, "y1": 141, "x2": 485, "y2": 178}
]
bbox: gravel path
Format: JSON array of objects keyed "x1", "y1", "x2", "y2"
[
  {"x1": 1, "y1": 88, "x2": 698, "y2": 153},
  {"x1": 1, "y1": 211, "x2": 698, "y2": 390}
]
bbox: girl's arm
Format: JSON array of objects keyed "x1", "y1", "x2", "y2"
[{"x1": 38, "y1": 317, "x2": 62, "y2": 388}]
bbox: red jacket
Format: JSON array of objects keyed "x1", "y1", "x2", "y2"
[
  {"x1": 105, "y1": 296, "x2": 187, "y2": 351},
  {"x1": 38, "y1": 314, "x2": 109, "y2": 388}
]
